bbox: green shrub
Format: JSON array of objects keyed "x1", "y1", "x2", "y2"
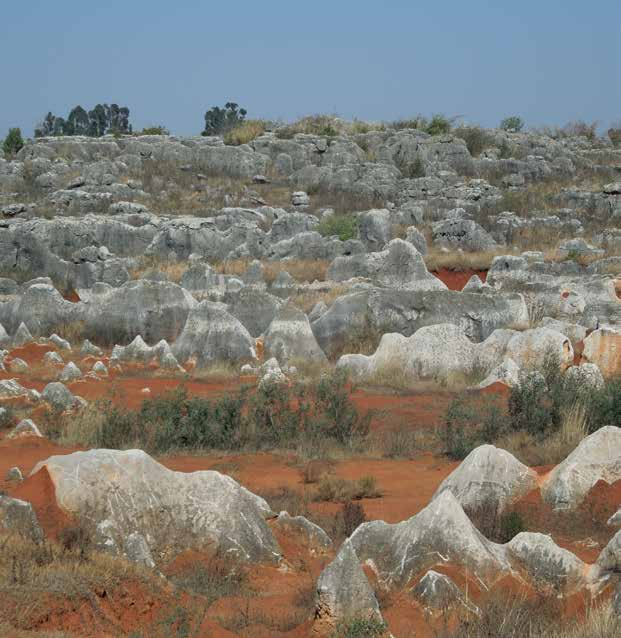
[
  {"x1": 500, "y1": 116, "x2": 525, "y2": 132},
  {"x1": 2, "y1": 128, "x2": 24, "y2": 157},
  {"x1": 333, "y1": 617, "x2": 387, "y2": 638},
  {"x1": 57, "y1": 370, "x2": 372, "y2": 454},
  {"x1": 139, "y1": 125, "x2": 169, "y2": 135},
  {"x1": 395, "y1": 154, "x2": 426, "y2": 178},
  {"x1": 425, "y1": 114, "x2": 452, "y2": 136},
  {"x1": 317, "y1": 213, "x2": 359, "y2": 241}
]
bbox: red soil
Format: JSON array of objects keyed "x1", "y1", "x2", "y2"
[{"x1": 432, "y1": 268, "x2": 488, "y2": 291}]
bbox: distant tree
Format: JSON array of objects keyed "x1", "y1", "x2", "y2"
[
  {"x1": 500, "y1": 116, "x2": 525, "y2": 132},
  {"x1": 35, "y1": 103, "x2": 132, "y2": 138},
  {"x1": 66, "y1": 105, "x2": 90, "y2": 135},
  {"x1": 2, "y1": 128, "x2": 24, "y2": 157},
  {"x1": 203, "y1": 102, "x2": 247, "y2": 136}
]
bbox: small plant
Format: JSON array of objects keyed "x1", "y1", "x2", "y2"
[
  {"x1": 500, "y1": 116, "x2": 525, "y2": 132},
  {"x1": 333, "y1": 617, "x2": 387, "y2": 638},
  {"x1": 317, "y1": 213, "x2": 359, "y2": 241},
  {"x1": 2, "y1": 127, "x2": 24, "y2": 157},
  {"x1": 442, "y1": 397, "x2": 477, "y2": 460},
  {"x1": 607, "y1": 124, "x2": 621, "y2": 147},
  {"x1": 341, "y1": 501, "x2": 366, "y2": 536},
  {"x1": 499, "y1": 510, "x2": 525, "y2": 542}
]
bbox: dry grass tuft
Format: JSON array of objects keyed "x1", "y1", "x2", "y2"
[
  {"x1": 497, "y1": 401, "x2": 588, "y2": 466},
  {"x1": 129, "y1": 256, "x2": 189, "y2": 282},
  {"x1": 424, "y1": 248, "x2": 511, "y2": 272},
  {"x1": 223, "y1": 119, "x2": 267, "y2": 146}
]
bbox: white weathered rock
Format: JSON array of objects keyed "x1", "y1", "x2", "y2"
[
  {"x1": 597, "y1": 530, "x2": 621, "y2": 574},
  {"x1": 582, "y1": 327, "x2": 620, "y2": 377},
  {"x1": 412, "y1": 570, "x2": 476, "y2": 612},
  {"x1": 41, "y1": 382, "x2": 78, "y2": 411},
  {"x1": 0, "y1": 379, "x2": 39, "y2": 402},
  {"x1": 505, "y1": 328, "x2": 574, "y2": 369},
  {"x1": 337, "y1": 323, "x2": 478, "y2": 384},
  {"x1": 12, "y1": 322, "x2": 33, "y2": 347},
  {"x1": 507, "y1": 532, "x2": 588, "y2": 593},
  {"x1": 263, "y1": 303, "x2": 327, "y2": 366},
  {"x1": 8, "y1": 419, "x2": 43, "y2": 439},
  {"x1": 59, "y1": 361, "x2": 82, "y2": 382},
  {"x1": 43, "y1": 351, "x2": 64, "y2": 366},
  {"x1": 349, "y1": 490, "x2": 511, "y2": 588},
  {"x1": 7, "y1": 357, "x2": 29, "y2": 373},
  {"x1": 92, "y1": 361, "x2": 108, "y2": 375},
  {"x1": 275, "y1": 511, "x2": 331, "y2": 549},
  {"x1": 48, "y1": 334, "x2": 71, "y2": 351},
  {"x1": 608, "y1": 509, "x2": 621, "y2": 527},
  {"x1": 6, "y1": 466, "x2": 23, "y2": 482},
  {"x1": 31, "y1": 449, "x2": 280, "y2": 562},
  {"x1": 124, "y1": 531, "x2": 156, "y2": 569},
  {"x1": 541, "y1": 427, "x2": 621, "y2": 510},
  {"x1": 315, "y1": 539, "x2": 382, "y2": 631},
  {"x1": 80, "y1": 339, "x2": 103, "y2": 357},
  {"x1": 433, "y1": 445, "x2": 538, "y2": 514},
  {"x1": 475, "y1": 358, "x2": 521, "y2": 389}
]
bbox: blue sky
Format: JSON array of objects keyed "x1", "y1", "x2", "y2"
[{"x1": 1, "y1": 0, "x2": 619, "y2": 138}]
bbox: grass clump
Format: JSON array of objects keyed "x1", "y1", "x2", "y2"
[
  {"x1": 275, "y1": 115, "x2": 340, "y2": 139},
  {"x1": 314, "y1": 475, "x2": 381, "y2": 502},
  {"x1": 223, "y1": 119, "x2": 266, "y2": 145},
  {"x1": 317, "y1": 213, "x2": 359, "y2": 241}
]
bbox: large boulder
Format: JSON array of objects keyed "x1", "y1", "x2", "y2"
[
  {"x1": 411, "y1": 570, "x2": 474, "y2": 612},
  {"x1": 337, "y1": 323, "x2": 479, "y2": 384},
  {"x1": 433, "y1": 445, "x2": 539, "y2": 514},
  {"x1": 30, "y1": 449, "x2": 280, "y2": 562},
  {"x1": 432, "y1": 218, "x2": 498, "y2": 251},
  {"x1": 327, "y1": 238, "x2": 446, "y2": 291},
  {"x1": 228, "y1": 288, "x2": 283, "y2": 337},
  {"x1": 315, "y1": 539, "x2": 383, "y2": 632},
  {"x1": 312, "y1": 288, "x2": 528, "y2": 357},
  {"x1": 110, "y1": 336, "x2": 182, "y2": 370},
  {"x1": 85, "y1": 280, "x2": 196, "y2": 344},
  {"x1": 263, "y1": 303, "x2": 327, "y2": 366},
  {"x1": 541, "y1": 427, "x2": 621, "y2": 510},
  {"x1": 172, "y1": 301, "x2": 256, "y2": 367},
  {"x1": 349, "y1": 490, "x2": 511, "y2": 588},
  {"x1": 505, "y1": 327, "x2": 574, "y2": 369},
  {"x1": 507, "y1": 532, "x2": 589, "y2": 593},
  {"x1": 582, "y1": 327, "x2": 620, "y2": 377}
]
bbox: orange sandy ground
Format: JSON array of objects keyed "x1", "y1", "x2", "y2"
[{"x1": 0, "y1": 342, "x2": 618, "y2": 637}]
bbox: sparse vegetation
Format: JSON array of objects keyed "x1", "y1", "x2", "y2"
[
  {"x1": 3, "y1": 127, "x2": 24, "y2": 158},
  {"x1": 53, "y1": 369, "x2": 373, "y2": 454},
  {"x1": 275, "y1": 114, "x2": 340, "y2": 139},
  {"x1": 317, "y1": 213, "x2": 359, "y2": 241},
  {"x1": 223, "y1": 119, "x2": 267, "y2": 145},
  {"x1": 333, "y1": 617, "x2": 387, "y2": 638},
  {"x1": 454, "y1": 126, "x2": 494, "y2": 157},
  {"x1": 500, "y1": 116, "x2": 525, "y2": 132}
]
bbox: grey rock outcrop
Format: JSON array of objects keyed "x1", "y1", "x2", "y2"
[
  {"x1": 264, "y1": 303, "x2": 327, "y2": 365},
  {"x1": 31, "y1": 449, "x2": 280, "y2": 562},
  {"x1": 349, "y1": 490, "x2": 511, "y2": 588},
  {"x1": 541, "y1": 427, "x2": 621, "y2": 510},
  {"x1": 172, "y1": 301, "x2": 257, "y2": 367},
  {"x1": 433, "y1": 445, "x2": 538, "y2": 514},
  {"x1": 315, "y1": 539, "x2": 383, "y2": 631}
]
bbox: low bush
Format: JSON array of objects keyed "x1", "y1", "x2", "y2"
[
  {"x1": 500, "y1": 116, "x2": 525, "y2": 132},
  {"x1": 317, "y1": 213, "x2": 359, "y2": 241},
  {"x1": 55, "y1": 370, "x2": 372, "y2": 454},
  {"x1": 389, "y1": 114, "x2": 454, "y2": 136},
  {"x1": 138, "y1": 125, "x2": 169, "y2": 135},
  {"x1": 223, "y1": 119, "x2": 266, "y2": 145},
  {"x1": 333, "y1": 617, "x2": 387, "y2": 638},
  {"x1": 2, "y1": 127, "x2": 24, "y2": 158}
]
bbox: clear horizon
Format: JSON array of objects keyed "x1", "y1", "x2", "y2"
[{"x1": 2, "y1": 0, "x2": 619, "y2": 138}]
